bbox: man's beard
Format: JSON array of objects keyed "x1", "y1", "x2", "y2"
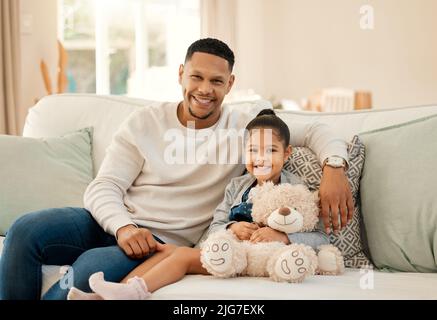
[{"x1": 188, "y1": 105, "x2": 215, "y2": 120}]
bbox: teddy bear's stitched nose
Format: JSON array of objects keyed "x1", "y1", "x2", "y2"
[{"x1": 278, "y1": 207, "x2": 291, "y2": 216}]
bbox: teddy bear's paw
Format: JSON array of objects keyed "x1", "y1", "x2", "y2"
[
  {"x1": 316, "y1": 244, "x2": 345, "y2": 275},
  {"x1": 269, "y1": 244, "x2": 317, "y2": 283},
  {"x1": 200, "y1": 238, "x2": 237, "y2": 277}
]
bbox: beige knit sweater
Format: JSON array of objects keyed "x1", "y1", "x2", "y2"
[{"x1": 84, "y1": 101, "x2": 348, "y2": 247}]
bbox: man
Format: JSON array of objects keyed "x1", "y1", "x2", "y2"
[{"x1": 0, "y1": 38, "x2": 353, "y2": 300}]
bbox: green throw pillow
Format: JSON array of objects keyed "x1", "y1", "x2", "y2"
[
  {"x1": 359, "y1": 114, "x2": 437, "y2": 272},
  {"x1": 0, "y1": 128, "x2": 93, "y2": 236}
]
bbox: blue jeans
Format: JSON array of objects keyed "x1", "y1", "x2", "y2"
[{"x1": 0, "y1": 207, "x2": 161, "y2": 300}]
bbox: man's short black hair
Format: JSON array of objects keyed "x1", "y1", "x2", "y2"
[{"x1": 185, "y1": 38, "x2": 235, "y2": 71}]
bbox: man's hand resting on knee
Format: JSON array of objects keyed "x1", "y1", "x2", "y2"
[{"x1": 116, "y1": 225, "x2": 157, "y2": 259}]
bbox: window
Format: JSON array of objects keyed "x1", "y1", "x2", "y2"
[{"x1": 58, "y1": 0, "x2": 200, "y2": 101}]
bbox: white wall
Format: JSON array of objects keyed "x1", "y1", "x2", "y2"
[
  {"x1": 19, "y1": 0, "x2": 58, "y2": 133},
  {"x1": 234, "y1": 0, "x2": 437, "y2": 109},
  {"x1": 233, "y1": 0, "x2": 267, "y2": 99}
]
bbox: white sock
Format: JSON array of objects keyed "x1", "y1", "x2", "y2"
[
  {"x1": 88, "y1": 272, "x2": 151, "y2": 300},
  {"x1": 67, "y1": 287, "x2": 103, "y2": 300}
]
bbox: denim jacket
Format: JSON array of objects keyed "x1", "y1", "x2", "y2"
[{"x1": 201, "y1": 170, "x2": 329, "y2": 250}]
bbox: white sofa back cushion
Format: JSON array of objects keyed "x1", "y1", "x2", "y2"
[
  {"x1": 277, "y1": 104, "x2": 437, "y2": 141},
  {"x1": 23, "y1": 94, "x2": 155, "y2": 175},
  {"x1": 23, "y1": 94, "x2": 437, "y2": 175}
]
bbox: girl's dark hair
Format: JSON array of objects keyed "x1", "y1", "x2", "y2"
[{"x1": 245, "y1": 109, "x2": 290, "y2": 147}]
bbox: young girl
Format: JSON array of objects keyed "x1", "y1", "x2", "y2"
[{"x1": 67, "y1": 109, "x2": 329, "y2": 300}]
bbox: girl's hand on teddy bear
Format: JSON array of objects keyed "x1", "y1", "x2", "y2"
[
  {"x1": 229, "y1": 222, "x2": 259, "y2": 240},
  {"x1": 249, "y1": 227, "x2": 290, "y2": 244}
]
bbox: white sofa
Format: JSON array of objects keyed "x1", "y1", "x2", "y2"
[{"x1": 2, "y1": 94, "x2": 437, "y2": 299}]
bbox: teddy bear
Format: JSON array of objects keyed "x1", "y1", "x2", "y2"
[{"x1": 199, "y1": 182, "x2": 345, "y2": 283}]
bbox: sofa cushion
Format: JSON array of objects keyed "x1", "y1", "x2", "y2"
[
  {"x1": 284, "y1": 135, "x2": 370, "y2": 268},
  {"x1": 149, "y1": 271, "x2": 437, "y2": 299},
  {"x1": 0, "y1": 128, "x2": 93, "y2": 236},
  {"x1": 359, "y1": 114, "x2": 437, "y2": 272}
]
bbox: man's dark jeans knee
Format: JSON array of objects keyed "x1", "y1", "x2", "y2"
[{"x1": 0, "y1": 207, "x2": 155, "y2": 300}]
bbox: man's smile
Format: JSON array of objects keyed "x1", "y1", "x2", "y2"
[{"x1": 192, "y1": 95, "x2": 215, "y2": 107}]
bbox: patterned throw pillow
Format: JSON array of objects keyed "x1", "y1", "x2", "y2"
[{"x1": 283, "y1": 135, "x2": 371, "y2": 268}]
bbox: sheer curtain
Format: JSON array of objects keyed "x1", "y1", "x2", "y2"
[
  {"x1": 200, "y1": 0, "x2": 236, "y2": 51},
  {"x1": 0, "y1": 0, "x2": 21, "y2": 135}
]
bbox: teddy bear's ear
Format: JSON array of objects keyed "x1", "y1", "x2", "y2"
[
  {"x1": 312, "y1": 190, "x2": 320, "y2": 204},
  {"x1": 248, "y1": 188, "x2": 258, "y2": 201},
  {"x1": 250, "y1": 181, "x2": 275, "y2": 201}
]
